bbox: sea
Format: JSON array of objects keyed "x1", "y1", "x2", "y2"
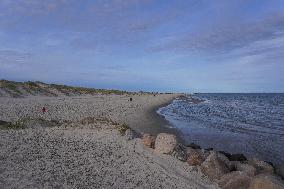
[{"x1": 157, "y1": 93, "x2": 284, "y2": 165}]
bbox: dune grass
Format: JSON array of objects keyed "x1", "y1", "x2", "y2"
[
  {"x1": 116, "y1": 123, "x2": 130, "y2": 135},
  {"x1": 0, "y1": 117, "x2": 61, "y2": 130},
  {"x1": 1, "y1": 79, "x2": 162, "y2": 97},
  {"x1": 0, "y1": 80, "x2": 22, "y2": 95}
]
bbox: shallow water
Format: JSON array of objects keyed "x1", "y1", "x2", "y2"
[{"x1": 158, "y1": 93, "x2": 284, "y2": 165}]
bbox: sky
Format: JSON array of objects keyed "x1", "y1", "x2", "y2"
[{"x1": 0, "y1": 0, "x2": 284, "y2": 93}]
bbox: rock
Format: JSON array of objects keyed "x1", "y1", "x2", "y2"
[
  {"x1": 187, "y1": 143, "x2": 201, "y2": 149},
  {"x1": 186, "y1": 147, "x2": 196, "y2": 155},
  {"x1": 274, "y1": 164, "x2": 284, "y2": 179},
  {"x1": 218, "y1": 151, "x2": 232, "y2": 160},
  {"x1": 187, "y1": 149, "x2": 204, "y2": 166},
  {"x1": 171, "y1": 144, "x2": 187, "y2": 162},
  {"x1": 201, "y1": 151, "x2": 230, "y2": 180},
  {"x1": 230, "y1": 154, "x2": 247, "y2": 162},
  {"x1": 187, "y1": 148, "x2": 210, "y2": 163},
  {"x1": 218, "y1": 171, "x2": 252, "y2": 189},
  {"x1": 206, "y1": 148, "x2": 214, "y2": 151},
  {"x1": 142, "y1": 134, "x2": 155, "y2": 148},
  {"x1": 265, "y1": 161, "x2": 274, "y2": 167},
  {"x1": 218, "y1": 151, "x2": 247, "y2": 162},
  {"x1": 216, "y1": 152, "x2": 234, "y2": 171},
  {"x1": 187, "y1": 153, "x2": 203, "y2": 166},
  {"x1": 249, "y1": 174, "x2": 284, "y2": 189},
  {"x1": 154, "y1": 133, "x2": 177, "y2": 154},
  {"x1": 200, "y1": 149, "x2": 211, "y2": 160},
  {"x1": 234, "y1": 162, "x2": 256, "y2": 176},
  {"x1": 80, "y1": 117, "x2": 95, "y2": 125},
  {"x1": 124, "y1": 129, "x2": 139, "y2": 141},
  {"x1": 248, "y1": 158, "x2": 274, "y2": 174}
]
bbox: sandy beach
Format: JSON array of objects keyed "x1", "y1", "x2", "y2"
[
  {"x1": 0, "y1": 94, "x2": 218, "y2": 189},
  {"x1": 0, "y1": 94, "x2": 183, "y2": 137}
]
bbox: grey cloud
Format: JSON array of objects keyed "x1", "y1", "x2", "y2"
[
  {"x1": 0, "y1": 0, "x2": 181, "y2": 44},
  {"x1": 151, "y1": 12, "x2": 284, "y2": 55}
]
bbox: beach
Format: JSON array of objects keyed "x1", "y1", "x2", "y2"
[
  {"x1": 1, "y1": 93, "x2": 284, "y2": 189},
  {"x1": 0, "y1": 94, "x2": 218, "y2": 189},
  {"x1": 0, "y1": 94, "x2": 183, "y2": 137}
]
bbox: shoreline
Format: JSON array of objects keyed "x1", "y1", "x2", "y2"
[
  {"x1": 1, "y1": 93, "x2": 284, "y2": 188},
  {"x1": 146, "y1": 94, "x2": 186, "y2": 144},
  {"x1": 120, "y1": 93, "x2": 186, "y2": 143},
  {"x1": 157, "y1": 94, "x2": 284, "y2": 168},
  {"x1": 0, "y1": 93, "x2": 183, "y2": 133},
  {"x1": 153, "y1": 94, "x2": 284, "y2": 181}
]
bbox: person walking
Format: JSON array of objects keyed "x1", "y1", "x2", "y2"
[{"x1": 42, "y1": 107, "x2": 46, "y2": 114}]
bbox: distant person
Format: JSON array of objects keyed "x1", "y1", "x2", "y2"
[
  {"x1": 42, "y1": 107, "x2": 46, "y2": 114},
  {"x1": 129, "y1": 98, "x2": 133, "y2": 101}
]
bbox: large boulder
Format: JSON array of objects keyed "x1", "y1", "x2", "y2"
[
  {"x1": 171, "y1": 144, "x2": 187, "y2": 162},
  {"x1": 249, "y1": 174, "x2": 284, "y2": 189},
  {"x1": 188, "y1": 148, "x2": 210, "y2": 160},
  {"x1": 142, "y1": 134, "x2": 155, "y2": 148},
  {"x1": 154, "y1": 133, "x2": 177, "y2": 154},
  {"x1": 216, "y1": 152, "x2": 234, "y2": 171},
  {"x1": 201, "y1": 151, "x2": 230, "y2": 180},
  {"x1": 187, "y1": 148, "x2": 205, "y2": 166},
  {"x1": 187, "y1": 153, "x2": 204, "y2": 166},
  {"x1": 218, "y1": 171, "x2": 252, "y2": 189},
  {"x1": 233, "y1": 162, "x2": 256, "y2": 177},
  {"x1": 248, "y1": 158, "x2": 274, "y2": 174}
]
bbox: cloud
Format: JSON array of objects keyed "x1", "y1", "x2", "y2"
[
  {"x1": 0, "y1": 49, "x2": 33, "y2": 68},
  {"x1": 219, "y1": 35, "x2": 284, "y2": 65},
  {"x1": 0, "y1": 0, "x2": 284, "y2": 92},
  {"x1": 150, "y1": 11, "x2": 284, "y2": 56},
  {"x1": 0, "y1": 0, "x2": 62, "y2": 15}
]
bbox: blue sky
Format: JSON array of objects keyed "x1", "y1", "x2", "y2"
[{"x1": 0, "y1": 0, "x2": 284, "y2": 92}]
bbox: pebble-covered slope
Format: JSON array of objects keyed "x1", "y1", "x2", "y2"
[{"x1": 0, "y1": 121, "x2": 217, "y2": 189}]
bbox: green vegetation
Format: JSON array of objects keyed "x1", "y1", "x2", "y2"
[
  {"x1": 49, "y1": 83, "x2": 132, "y2": 95},
  {"x1": 0, "y1": 118, "x2": 28, "y2": 130},
  {"x1": 23, "y1": 81, "x2": 57, "y2": 96},
  {"x1": 1, "y1": 79, "x2": 159, "y2": 97},
  {"x1": 0, "y1": 80, "x2": 22, "y2": 95},
  {"x1": 25, "y1": 81, "x2": 39, "y2": 88},
  {"x1": 0, "y1": 117, "x2": 61, "y2": 130}
]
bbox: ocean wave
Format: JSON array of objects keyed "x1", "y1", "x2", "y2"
[{"x1": 158, "y1": 93, "x2": 284, "y2": 165}]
